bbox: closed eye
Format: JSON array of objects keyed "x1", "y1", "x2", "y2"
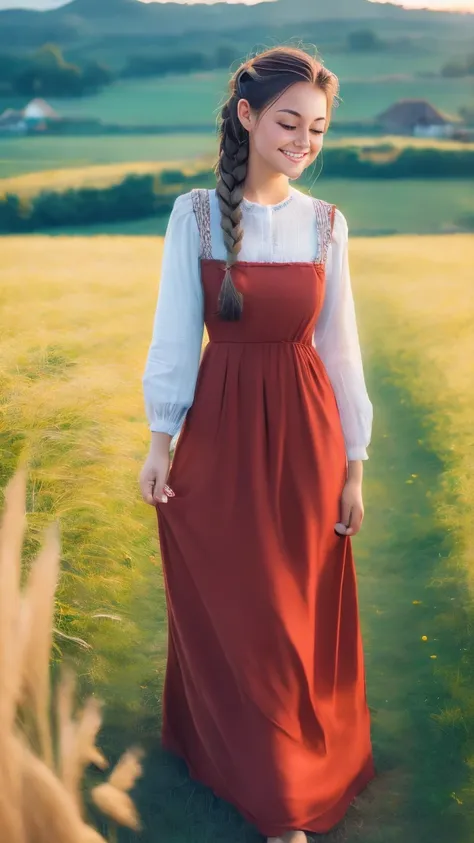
[{"x1": 279, "y1": 123, "x2": 324, "y2": 134}]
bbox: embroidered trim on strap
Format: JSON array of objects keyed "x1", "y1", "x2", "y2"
[
  {"x1": 191, "y1": 188, "x2": 213, "y2": 259},
  {"x1": 312, "y1": 198, "x2": 335, "y2": 264}
]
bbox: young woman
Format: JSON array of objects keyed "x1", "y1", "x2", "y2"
[{"x1": 140, "y1": 46, "x2": 375, "y2": 843}]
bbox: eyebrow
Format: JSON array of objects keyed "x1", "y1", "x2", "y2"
[{"x1": 277, "y1": 109, "x2": 326, "y2": 122}]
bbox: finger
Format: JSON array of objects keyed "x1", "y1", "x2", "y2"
[
  {"x1": 347, "y1": 507, "x2": 363, "y2": 536},
  {"x1": 139, "y1": 480, "x2": 153, "y2": 505},
  {"x1": 142, "y1": 487, "x2": 159, "y2": 506},
  {"x1": 335, "y1": 502, "x2": 354, "y2": 536},
  {"x1": 163, "y1": 484, "x2": 175, "y2": 498},
  {"x1": 340, "y1": 500, "x2": 353, "y2": 527},
  {"x1": 150, "y1": 480, "x2": 168, "y2": 505}
]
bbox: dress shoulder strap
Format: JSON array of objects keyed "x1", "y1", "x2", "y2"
[
  {"x1": 312, "y1": 198, "x2": 336, "y2": 264},
  {"x1": 191, "y1": 188, "x2": 213, "y2": 259}
]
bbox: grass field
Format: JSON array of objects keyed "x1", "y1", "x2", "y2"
[
  {"x1": 0, "y1": 133, "x2": 218, "y2": 180},
  {"x1": 1, "y1": 233, "x2": 473, "y2": 841}
]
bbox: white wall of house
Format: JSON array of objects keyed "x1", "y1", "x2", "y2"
[{"x1": 413, "y1": 124, "x2": 455, "y2": 138}]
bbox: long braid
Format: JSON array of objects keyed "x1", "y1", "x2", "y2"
[{"x1": 215, "y1": 96, "x2": 249, "y2": 321}]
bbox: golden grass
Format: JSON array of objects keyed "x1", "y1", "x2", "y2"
[
  {"x1": 328, "y1": 135, "x2": 474, "y2": 151},
  {"x1": 0, "y1": 157, "x2": 212, "y2": 198},
  {"x1": 0, "y1": 468, "x2": 144, "y2": 842},
  {"x1": 1, "y1": 237, "x2": 168, "y2": 707}
]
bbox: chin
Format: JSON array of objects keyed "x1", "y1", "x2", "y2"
[{"x1": 274, "y1": 159, "x2": 305, "y2": 179}]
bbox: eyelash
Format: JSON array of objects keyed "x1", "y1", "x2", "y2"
[{"x1": 279, "y1": 123, "x2": 324, "y2": 134}]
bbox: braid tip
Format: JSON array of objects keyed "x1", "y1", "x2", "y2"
[{"x1": 218, "y1": 265, "x2": 243, "y2": 322}]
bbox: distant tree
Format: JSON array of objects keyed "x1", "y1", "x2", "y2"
[
  {"x1": 121, "y1": 51, "x2": 208, "y2": 78},
  {"x1": 0, "y1": 52, "x2": 25, "y2": 82},
  {"x1": 442, "y1": 52, "x2": 474, "y2": 78},
  {"x1": 9, "y1": 43, "x2": 113, "y2": 97},
  {"x1": 13, "y1": 44, "x2": 82, "y2": 96},
  {"x1": 347, "y1": 29, "x2": 382, "y2": 52},
  {"x1": 81, "y1": 60, "x2": 114, "y2": 93},
  {"x1": 466, "y1": 52, "x2": 474, "y2": 75},
  {"x1": 214, "y1": 45, "x2": 240, "y2": 69},
  {"x1": 34, "y1": 43, "x2": 66, "y2": 69},
  {"x1": 459, "y1": 104, "x2": 474, "y2": 124},
  {"x1": 441, "y1": 60, "x2": 468, "y2": 78}
]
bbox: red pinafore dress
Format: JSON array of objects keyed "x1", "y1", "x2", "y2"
[{"x1": 156, "y1": 189, "x2": 375, "y2": 837}]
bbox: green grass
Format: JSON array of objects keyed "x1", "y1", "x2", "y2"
[
  {"x1": 0, "y1": 74, "x2": 226, "y2": 129},
  {"x1": 0, "y1": 132, "x2": 218, "y2": 179}
]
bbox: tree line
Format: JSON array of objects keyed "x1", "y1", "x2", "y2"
[
  {"x1": 441, "y1": 51, "x2": 474, "y2": 79},
  {"x1": 0, "y1": 43, "x2": 242, "y2": 98},
  {"x1": 0, "y1": 45, "x2": 113, "y2": 98},
  {"x1": 0, "y1": 29, "x2": 421, "y2": 100},
  {"x1": 2, "y1": 148, "x2": 474, "y2": 233}
]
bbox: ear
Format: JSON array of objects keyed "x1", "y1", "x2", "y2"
[{"x1": 237, "y1": 98, "x2": 253, "y2": 133}]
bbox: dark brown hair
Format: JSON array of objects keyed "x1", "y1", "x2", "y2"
[{"x1": 214, "y1": 46, "x2": 339, "y2": 321}]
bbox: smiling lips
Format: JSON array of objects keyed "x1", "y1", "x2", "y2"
[{"x1": 280, "y1": 149, "x2": 309, "y2": 162}]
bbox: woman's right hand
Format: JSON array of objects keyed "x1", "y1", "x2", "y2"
[{"x1": 139, "y1": 434, "x2": 173, "y2": 506}]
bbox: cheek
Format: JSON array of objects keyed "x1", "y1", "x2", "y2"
[
  {"x1": 256, "y1": 123, "x2": 285, "y2": 155},
  {"x1": 309, "y1": 136, "x2": 324, "y2": 160}
]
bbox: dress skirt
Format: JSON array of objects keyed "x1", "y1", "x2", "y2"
[{"x1": 156, "y1": 259, "x2": 375, "y2": 837}]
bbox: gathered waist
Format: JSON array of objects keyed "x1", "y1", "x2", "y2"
[{"x1": 208, "y1": 339, "x2": 313, "y2": 347}]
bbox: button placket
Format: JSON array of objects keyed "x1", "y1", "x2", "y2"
[{"x1": 268, "y1": 206, "x2": 276, "y2": 262}]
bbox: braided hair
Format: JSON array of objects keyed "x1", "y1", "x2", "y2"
[{"x1": 215, "y1": 47, "x2": 339, "y2": 322}]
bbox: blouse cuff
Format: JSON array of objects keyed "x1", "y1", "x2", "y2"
[
  {"x1": 147, "y1": 402, "x2": 188, "y2": 437},
  {"x1": 346, "y1": 446, "x2": 369, "y2": 461}
]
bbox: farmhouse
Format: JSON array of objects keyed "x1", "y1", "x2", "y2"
[
  {"x1": 377, "y1": 99, "x2": 461, "y2": 138},
  {"x1": 0, "y1": 99, "x2": 61, "y2": 136},
  {"x1": 0, "y1": 108, "x2": 27, "y2": 135},
  {"x1": 23, "y1": 99, "x2": 61, "y2": 130}
]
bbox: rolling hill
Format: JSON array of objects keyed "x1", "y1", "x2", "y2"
[{"x1": 1, "y1": 0, "x2": 473, "y2": 47}]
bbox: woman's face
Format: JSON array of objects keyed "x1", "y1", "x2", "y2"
[{"x1": 237, "y1": 81, "x2": 328, "y2": 180}]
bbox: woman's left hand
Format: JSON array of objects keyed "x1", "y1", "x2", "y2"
[{"x1": 335, "y1": 479, "x2": 364, "y2": 537}]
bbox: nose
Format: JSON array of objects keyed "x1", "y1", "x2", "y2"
[{"x1": 295, "y1": 127, "x2": 311, "y2": 149}]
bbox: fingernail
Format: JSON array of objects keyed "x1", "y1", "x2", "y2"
[
  {"x1": 161, "y1": 495, "x2": 168, "y2": 503},
  {"x1": 163, "y1": 484, "x2": 175, "y2": 497}
]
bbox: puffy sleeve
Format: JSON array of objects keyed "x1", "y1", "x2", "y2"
[
  {"x1": 142, "y1": 192, "x2": 204, "y2": 437},
  {"x1": 314, "y1": 209, "x2": 373, "y2": 461}
]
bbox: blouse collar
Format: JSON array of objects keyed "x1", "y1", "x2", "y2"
[{"x1": 241, "y1": 188, "x2": 296, "y2": 213}]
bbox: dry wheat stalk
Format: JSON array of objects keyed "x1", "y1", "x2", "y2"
[{"x1": 0, "y1": 467, "x2": 145, "y2": 843}]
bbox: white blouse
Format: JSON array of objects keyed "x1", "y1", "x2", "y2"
[{"x1": 143, "y1": 187, "x2": 373, "y2": 461}]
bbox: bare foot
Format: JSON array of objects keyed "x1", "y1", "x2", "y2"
[{"x1": 268, "y1": 833, "x2": 308, "y2": 843}]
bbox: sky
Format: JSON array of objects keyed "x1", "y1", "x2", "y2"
[{"x1": 0, "y1": 0, "x2": 473, "y2": 12}]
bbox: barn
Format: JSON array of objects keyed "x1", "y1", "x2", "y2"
[{"x1": 377, "y1": 100, "x2": 460, "y2": 137}]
